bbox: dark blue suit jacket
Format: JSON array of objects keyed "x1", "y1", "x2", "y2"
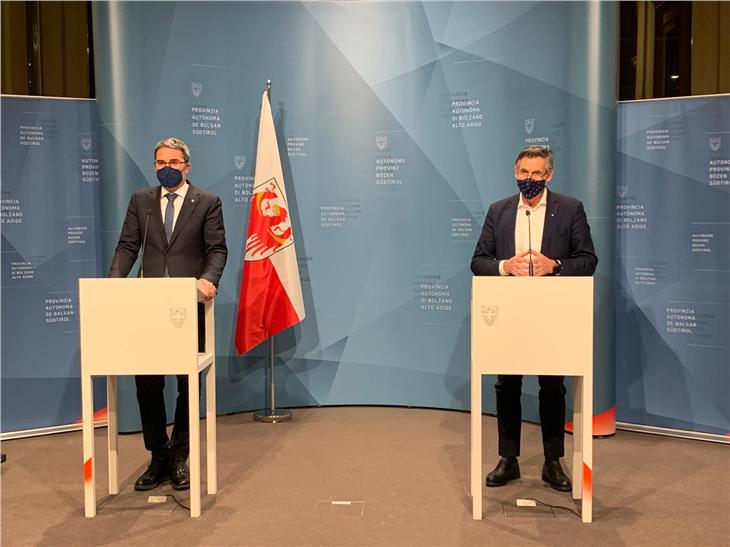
[
  {"x1": 471, "y1": 190, "x2": 597, "y2": 277},
  {"x1": 109, "y1": 183, "x2": 227, "y2": 285}
]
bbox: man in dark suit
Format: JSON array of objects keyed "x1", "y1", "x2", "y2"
[
  {"x1": 109, "y1": 137, "x2": 227, "y2": 491},
  {"x1": 471, "y1": 145, "x2": 597, "y2": 492}
]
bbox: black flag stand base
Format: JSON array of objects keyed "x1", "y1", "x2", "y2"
[{"x1": 253, "y1": 336, "x2": 292, "y2": 423}]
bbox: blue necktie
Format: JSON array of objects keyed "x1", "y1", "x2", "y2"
[{"x1": 164, "y1": 193, "x2": 178, "y2": 241}]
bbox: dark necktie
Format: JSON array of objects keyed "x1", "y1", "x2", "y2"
[{"x1": 164, "y1": 193, "x2": 178, "y2": 241}]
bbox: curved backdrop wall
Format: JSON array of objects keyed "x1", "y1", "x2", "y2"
[{"x1": 91, "y1": 1, "x2": 617, "y2": 432}]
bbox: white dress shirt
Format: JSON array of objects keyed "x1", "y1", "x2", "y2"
[
  {"x1": 160, "y1": 182, "x2": 190, "y2": 233},
  {"x1": 499, "y1": 189, "x2": 548, "y2": 275}
]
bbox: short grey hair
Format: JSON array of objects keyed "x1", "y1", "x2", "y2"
[
  {"x1": 514, "y1": 145, "x2": 553, "y2": 172},
  {"x1": 154, "y1": 137, "x2": 190, "y2": 163}
]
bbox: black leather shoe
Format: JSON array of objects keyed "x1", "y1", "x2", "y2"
[
  {"x1": 542, "y1": 459, "x2": 572, "y2": 492},
  {"x1": 170, "y1": 460, "x2": 190, "y2": 491},
  {"x1": 486, "y1": 457, "x2": 520, "y2": 487},
  {"x1": 134, "y1": 460, "x2": 170, "y2": 491}
]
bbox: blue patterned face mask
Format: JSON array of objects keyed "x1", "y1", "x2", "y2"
[{"x1": 517, "y1": 177, "x2": 546, "y2": 199}]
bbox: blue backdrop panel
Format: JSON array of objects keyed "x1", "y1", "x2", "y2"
[
  {"x1": 1, "y1": 96, "x2": 104, "y2": 433},
  {"x1": 616, "y1": 96, "x2": 730, "y2": 435},
  {"x1": 91, "y1": 1, "x2": 617, "y2": 433}
]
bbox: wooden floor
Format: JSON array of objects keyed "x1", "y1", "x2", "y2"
[{"x1": 2, "y1": 407, "x2": 728, "y2": 546}]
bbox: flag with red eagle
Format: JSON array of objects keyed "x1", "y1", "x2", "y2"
[{"x1": 235, "y1": 91, "x2": 305, "y2": 354}]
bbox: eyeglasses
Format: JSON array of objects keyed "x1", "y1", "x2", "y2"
[
  {"x1": 155, "y1": 159, "x2": 187, "y2": 168},
  {"x1": 516, "y1": 168, "x2": 548, "y2": 181}
]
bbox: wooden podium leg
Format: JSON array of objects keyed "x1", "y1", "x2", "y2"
[
  {"x1": 572, "y1": 376, "x2": 583, "y2": 501},
  {"x1": 189, "y1": 371, "x2": 201, "y2": 517},
  {"x1": 107, "y1": 376, "x2": 119, "y2": 495},
  {"x1": 582, "y1": 373, "x2": 593, "y2": 523},
  {"x1": 471, "y1": 370, "x2": 482, "y2": 520},
  {"x1": 205, "y1": 362, "x2": 217, "y2": 495},
  {"x1": 81, "y1": 373, "x2": 95, "y2": 517}
]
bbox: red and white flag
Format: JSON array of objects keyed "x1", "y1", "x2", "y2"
[{"x1": 235, "y1": 91, "x2": 305, "y2": 354}]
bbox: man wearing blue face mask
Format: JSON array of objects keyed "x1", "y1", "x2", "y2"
[
  {"x1": 471, "y1": 145, "x2": 597, "y2": 492},
  {"x1": 109, "y1": 137, "x2": 227, "y2": 491}
]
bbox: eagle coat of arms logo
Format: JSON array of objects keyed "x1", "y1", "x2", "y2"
[
  {"x1": 481, "y1": 304, "x2": 499, "y2": 326},
  {"x1": 169, "y1": 307, "x2": 187, "y2": 329},
  {"x1": 245, "y1": 178, "x2": 294, "y2": 261},
  {"x1": 524, "y1": 118, "x2": 535, "y2": 135}
]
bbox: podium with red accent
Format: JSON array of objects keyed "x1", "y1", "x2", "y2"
[
  {"x1": 470, "y1": 276, "x2": 594, "y2": 523},
  {"x1": 79, "y1": 278, "x2": 217, "y2": 517}
]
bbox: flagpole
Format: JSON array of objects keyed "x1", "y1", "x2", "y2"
[
  {"x1": 253, "y1": 78, "x2": 292, "y2": 424},
  {"x1": 253, "y1": 336, "x2": 292, "y2": 422}
]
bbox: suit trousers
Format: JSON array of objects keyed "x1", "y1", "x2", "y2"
[
  {"x1": 135, "y1": 304, "x2": 206, "y2": 463},
  {"x1": 495, "y1": 374, "x2": 566, "y2": 459},
  {"x1": 135, "y1": 374, "x2": 190, "y2": 462}
]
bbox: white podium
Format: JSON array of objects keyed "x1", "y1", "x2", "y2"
[
  {"x1": 79, "y1": 278, "x2": 217, "y2": 518},
  {"x1": 470, "y1": 276, "x2": 594, "y2": 523}
]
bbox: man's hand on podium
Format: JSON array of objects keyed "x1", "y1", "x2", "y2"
[
  {"x1": 528, "y1": 250, "x2": 557, "y2": 276},
  {"x1": 504, "y1": 251, "x2": 531, "y2": 276},
  {"x1": 197, "y1": 278, "x2": 217, "y2": 302}
]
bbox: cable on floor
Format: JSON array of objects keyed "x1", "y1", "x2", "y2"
[{"x1": 527, "y1": 497, "x2": 582, "y2": 518}]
